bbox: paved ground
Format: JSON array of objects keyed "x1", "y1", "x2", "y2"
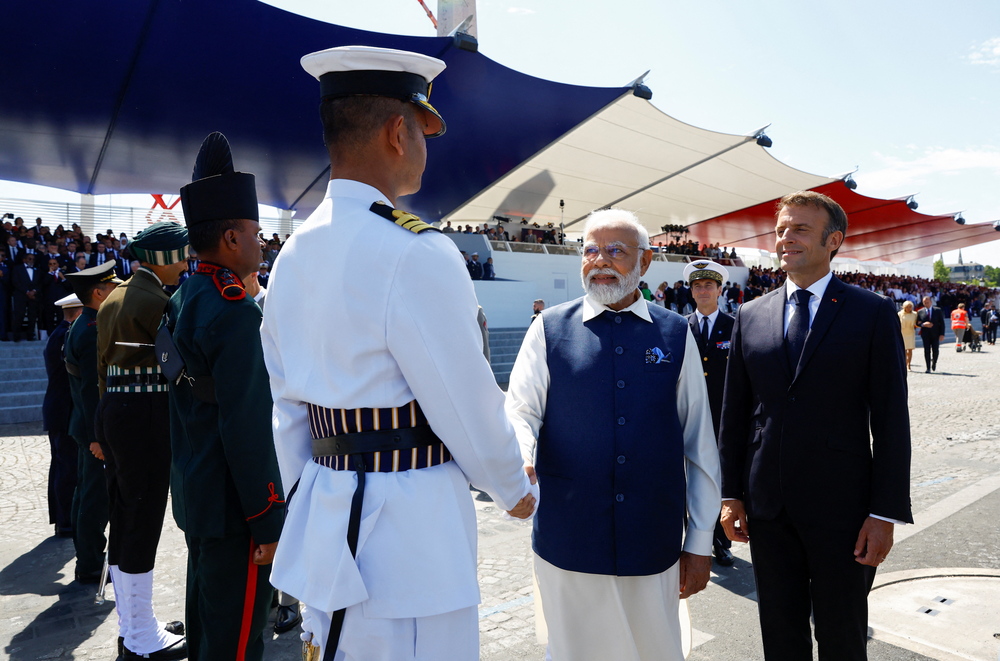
[{"x1": 2, "y1": 331, "x2": 999, "y2": 660}]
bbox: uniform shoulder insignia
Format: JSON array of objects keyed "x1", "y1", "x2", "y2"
[
  {"x1": 196, "y1": 262, "x2": 246, "y2": 301},
  {"x1": 369, "y1": 201, "x2": 440, "y2": 234}
]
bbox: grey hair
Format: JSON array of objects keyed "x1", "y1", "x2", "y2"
[{"x1": 583, "y1": 208, "x2": 650, "y2": 250}]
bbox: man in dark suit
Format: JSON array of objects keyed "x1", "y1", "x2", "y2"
[
  {"x1": 917, "y1": 295, "x2": 945, "y2": 371},
  {"x1": 684, "y1": 259, "x2": 735, "y2": 567},
  {"x1": 88, "y1": 242, "x2": 112, "y2": 268},
  {"x1": 11, "y1": 252, "x2": 45, "y2": 341},
  {"x1": 719, "y1": 191, "x2": 912, "y2": 661}
]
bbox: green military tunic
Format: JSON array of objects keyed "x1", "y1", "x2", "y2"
[
  {"x1": 165, "y1": 263, "x2": 283, "y2": 661},
  {"x1": 64, "y1": 306, "x2": 109, "y2": 578}
]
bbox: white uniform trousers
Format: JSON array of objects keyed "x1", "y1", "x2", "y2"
[
  {"x1": 309, "y1": 603, "x2": 479, "y2": 661},
  {"x1": 534, "y1": 554, "x2": 684, "y2": 661}
]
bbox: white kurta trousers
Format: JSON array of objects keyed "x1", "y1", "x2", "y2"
[
  {"x1": 307, "y1": 602, "x2": 479, "y2": 661},
  {"x1": 534, "y1": 554, "x2": 685, "y2": 661}
]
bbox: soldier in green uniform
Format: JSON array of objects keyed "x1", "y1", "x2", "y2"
[
  {"x1": 96, "y1": 221, "x2": 189, "y2": 660},
  {"x1": 165, "y1": 132, "x2": 284, "y2": 661},
  {"x1": 64, "y1": 261, "x2": 121, "y2": 583}
]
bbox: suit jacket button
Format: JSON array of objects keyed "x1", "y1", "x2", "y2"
[
  {"x1": 617, "y1": 417, "x2": 626, "y2": 425},
  {"x1": 616, "y1": 493, "x2": 625, "y2": 502},
  {"x1": 616, "y1": 380, "x2": 625, "y2": 388},
  {"x1": 617, "y1": 455, "x2": 626, "y2": 464},
  {"x1": 615, "y1": 346, "x2": 623, "y2": 355}
]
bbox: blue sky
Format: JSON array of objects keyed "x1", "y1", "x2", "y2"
[{"x1": 4, "y1": 0, "x2": 998, "y2": 266}]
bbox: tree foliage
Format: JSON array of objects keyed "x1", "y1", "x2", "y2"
[
  {"x1": 984, "y1": 265, "x2": 1000, "y2": 287},
  {"x1": 933, "y1": 259, "x2": 951, "y2": 282}
]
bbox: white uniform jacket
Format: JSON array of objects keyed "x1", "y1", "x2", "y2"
[{"x1": 261, "y1": 179, "x2": 532, "y2": 619}]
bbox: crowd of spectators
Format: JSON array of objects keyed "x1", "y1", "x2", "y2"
[
  {"x1": 1, "y1": 215, "x2": 134, "y2": 341},
  {"x1": 4, "y1": 211, "x2": 997, "y2": 338},
  {"x1": 651, "y1": 240, "x2": 739, "y2": 260},
  {"x1": 741, "y1": 267, "x2": 1000, "y2": 318},
  {"x1": 0, "y1": 213, "x2": 291, "y2": 341}
]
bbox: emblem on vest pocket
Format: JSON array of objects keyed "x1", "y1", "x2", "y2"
[{"x1": 645, "y1": 347, "x2": 670, "y2": 364}]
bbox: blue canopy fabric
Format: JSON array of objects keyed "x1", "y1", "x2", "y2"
[{"x1": 1, "y1": 0, "x2": 629, "y2": 219}]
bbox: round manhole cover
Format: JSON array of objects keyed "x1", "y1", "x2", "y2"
[{"x1": 869, "y1": 569, "x2": 1000, "y2": 660}]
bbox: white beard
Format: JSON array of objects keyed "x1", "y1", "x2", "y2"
[{"x1": 582, "y1": 261, "x2": 643, "y2": 307}]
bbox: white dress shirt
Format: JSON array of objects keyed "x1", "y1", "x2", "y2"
[
  {"x1": 505, "y1": 293, "x2": 722, "y2": 556},
  {"x1": 783, "y1": 270, "x2": 833, "y2": 335}
]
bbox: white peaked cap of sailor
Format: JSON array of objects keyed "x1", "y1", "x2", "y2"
[
  {"x1": 301, "y1": 45, "x2": 448, "y2": 137},
  {"x1": 300, "y1": 45, "x2": 446, "y2": 83},
  {"x1": 682, "y1": 259, "x2": 729, "y2": 285},
  {"x1": 55, "y1": 293, "x2": 83, "y2": 308}
]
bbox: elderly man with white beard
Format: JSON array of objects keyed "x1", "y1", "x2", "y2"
[{"x1": 505, "y1": 208, "x2": 721, "y2": 661}]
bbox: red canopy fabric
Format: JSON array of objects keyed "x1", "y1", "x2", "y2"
[{"x1": 674, "y1": 181, "x2": 997, "y2": 264}]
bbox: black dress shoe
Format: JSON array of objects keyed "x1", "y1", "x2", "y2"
[
  {"x1": 713, "y1": 546, "x2": 735, "y2": 567},
  {"x1": 274, "y1": 603, "x2": 302, "y2": 635},
  {"x1": 122, "y1": 637, "x2": 187, "y2": 660},
  {"x1": 74, "y1": 570, "x2": 101, "y2": 584},
  {"x1": 119, "y1": 623, "x2": 185, "y2": 656}
]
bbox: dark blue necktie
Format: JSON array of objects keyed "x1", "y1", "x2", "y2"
[
  {"x1": 785, "y1": 289, "x2": 812, "y2": 367},
  {"x1": 700, "y1": 315, "x2": 710, "y2": 349}
]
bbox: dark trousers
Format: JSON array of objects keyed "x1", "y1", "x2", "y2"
[
  {"x1": 71, "y1": 440, "x2": 109, "y2": 576},
  {"x1": 185, "y1": 530, "x2": 273, "y2": 661},
  {"x1": 47, "y1": 430, "x2": 78, "y2": 530},
  {"x1": 96, "y1": 392, "x2": 172, "y2": 573},
  {"x1": 986, "y1": 324, "x2": 998, "y2": 344},
  {"x1": 921, "y1": 332, "x2": 939, "y2": 368},
  {"x1": 748, "y1": 509, "x2": 876, "y2": 661},
  {"x1": 11, "y1": 296, "x2": 39, "y2": 340}
]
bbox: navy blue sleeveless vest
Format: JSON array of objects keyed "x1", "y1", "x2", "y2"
[{"x1": 534, "y1": 297, "x2": 689, "y2": 576}]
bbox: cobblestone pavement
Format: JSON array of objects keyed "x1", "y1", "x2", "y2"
[{"x1": 2, "y1": 337, "x2": 999, "y2": 660}]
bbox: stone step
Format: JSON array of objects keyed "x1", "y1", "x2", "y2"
[
  {"x1": 0, "y1": 404, "x2": 42, "y2": 425},
  {"x1": 0, "y1": 339, "x2": 47, "y2": 356},
  {"x1": 0, "y1": 390, "x2": 47, "y2": 409},
  {"x1": 0, "y1": 378, "x2": 48, "y2": 395},
  {"x1": 0, "y1": 356, "x2": 47, "y2": 369},
  {"x1": 0, "y1": 367, "x2": 47, "y2": 381}
]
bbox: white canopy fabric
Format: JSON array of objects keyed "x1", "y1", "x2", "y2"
[{"x1": 443, "y1": 93, "x2": 834, "y2": 237}]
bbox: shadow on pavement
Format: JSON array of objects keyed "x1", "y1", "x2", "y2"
[
  {"x1": 709, "y1": 556, "x2": 758, "y2": 600},
  {"x1": 1, "y1": 537, "x2": 115, "y2": 660}
]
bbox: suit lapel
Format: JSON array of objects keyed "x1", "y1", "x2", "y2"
[
  {"x1": 763, "y1": 286, "x2": 793, "y2": 379},
  {"x1": 792, "y1": 276, "x2": 847, "y2": 383}
]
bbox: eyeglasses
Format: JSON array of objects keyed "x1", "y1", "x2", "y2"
[{"x1": 583, "y1": 244, "x2": 641, "y2": 261}]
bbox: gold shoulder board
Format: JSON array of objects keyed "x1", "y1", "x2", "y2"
[{"x1": 369, "y1": 201, "x2": 440, "y2": 234}]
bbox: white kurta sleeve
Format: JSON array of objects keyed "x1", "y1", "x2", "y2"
[
  {"x1": 386, "y1": 236, "x2": 532, "y2": 512},
  {"x1": 504, "y1": 315, "x2": 549, "y2": 465},
  {"x1": 675, "y1": 329, "x2": 722, "y2": 556}
]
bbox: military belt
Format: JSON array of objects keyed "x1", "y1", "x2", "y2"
[
  {"x1": 106, "y1": 365, "x2": 169, "y2": 393},
  {"x1": 305, "y1": 402, "x2": 450, "y2": 661}
]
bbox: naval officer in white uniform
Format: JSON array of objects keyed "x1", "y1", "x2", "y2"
[{"x1": 260, "y1": 46, "x2": 536, "y2": 661}]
